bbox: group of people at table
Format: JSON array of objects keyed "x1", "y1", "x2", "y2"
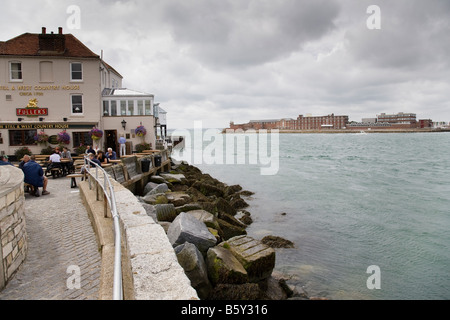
[{"x1": 0, "y1": 146, "x2": 119, "y2": 197}]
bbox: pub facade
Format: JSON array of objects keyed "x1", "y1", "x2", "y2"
[{"x1": 0, "y1": 27, "x2": 158, "y2": 158}]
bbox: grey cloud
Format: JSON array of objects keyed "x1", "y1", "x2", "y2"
[{"x1": 162, "y1": 0, "x2": 341, "y2": 68}]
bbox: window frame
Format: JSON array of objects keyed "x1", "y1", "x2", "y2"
[
  {"x1": 71, "y1": 94, "x2": 84, "y2": 115},
  {"x1": 70, "y1": 62, "x2": 83, "y2": 82},
  {"x1": 9, "y1": 129, "x2": 37, "y2": 146},
  {"x1": 9, "y1": 61, "x2": 23, "y2": 82}
]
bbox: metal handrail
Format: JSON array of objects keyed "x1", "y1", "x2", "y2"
[{"x1": 83, "y1": 156, "x2": 123, "y2": 300}]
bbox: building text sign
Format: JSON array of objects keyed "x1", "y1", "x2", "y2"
[{"x1": 16, "y1": 108, "x2": 49, "y2": 116}]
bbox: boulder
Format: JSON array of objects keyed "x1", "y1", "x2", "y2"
[
  {"x1": 175, "y1": 203, "x2": 203, "y2": 215},
  {"x1": 192, "y1": 181, "x2": 224, "y2": 198},
  {"x1": 230, "y1": 197, "x2": 249, "y2": 210},
  {"x1": 175, "y1": 242, "x2": 212, "y2": 300},
  {"x1": 221, "y1": 236, "x2": 275, "y2": 283},
  {"x1": 217, "y1": 219, "x2": 247, "y2": 241},
  {"x1": 160, "y1": 173, "x2": 186, "y2": 184},
  {"x1": 142, "y1": 193, "x2": 168, "y2": 205},
  {"x1": 187, "y1": 210, "x2": 221, "y2": 230},
  {"x1": 143, "y1": 182, "x2": 159, "y2": 195},
  {"x1": 149, "y1": 175, "x2": 166, "y2": 184},
  {"x1": 206, "y1": 246, "x2": 248, "y2": 286},
  {"x1": 154, "y1": 204, "x2": 177, "y2": 222},
  {"x1": 261, "y1": 236, "x2": 295, "y2": 249},
  {"x1": 167, "y1": 212, "x2": 217, "y2": 255},
  {"x1": 141, "y1": 202, "x2": 157, "y2": 221},
  {"x1": 166, "y1": 192, "x2": 191, "y2": 207},
  {"x1": 147, "y1": 183, "x2": 169, "y2": 195}
]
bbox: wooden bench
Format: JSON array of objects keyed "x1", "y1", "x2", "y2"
[
  {"x1": 67, "y1": 173, "x2": 84, "y2": 188},
  {"x1": 45, "y1": 167, "x2": 63, "y2": 179}
]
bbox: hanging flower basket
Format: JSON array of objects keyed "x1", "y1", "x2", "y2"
[
  {"x1": 135, "y1": 125, "x2": 147, "y2": 137},
  {"x1": 34, "y1": 131, "x2": 49, "y2": 144},
  {"x1": 90, "y1": 127, "x2": 104, "y2": 141},
  {"x1": 57, "y1": 130, "x2": 71, "y2": 144}
]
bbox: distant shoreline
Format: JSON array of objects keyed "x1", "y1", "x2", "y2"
[{"x1": 222, "y1": 128, "x2": 450, "y2": 134}]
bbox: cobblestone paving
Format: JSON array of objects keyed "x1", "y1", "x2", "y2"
[{"x1": 0, "y1": 177, "x2": 101, "y2": 300}]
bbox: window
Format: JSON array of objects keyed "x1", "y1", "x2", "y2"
[
  {"x1": 73, "y1": 132, "x2": 93, "y2": 147},
  {"x1": 111, "y1": 101, "x2": 117, "y2": 116},
  {"x1": 137, "y1": 101, "x2": 144, "y2": 116},
  {"x1": 103, "y1": 101, "x2": 110, "y2": 116},
  {"x1": 71, "y1": 95, "x2": 83, "y2": 114},
  {"x1": 127, "y1": 100, "x2": 135, "y2": 116},
  {"x1": 9, "y1": 130, "x2": 37, "y2": 146},
  {"x1": 145, "y1": 100, "x2": 152, "y2": 115},
  {"x1": 10, "y1": 62, "x2": 23, "y2": 81},
  {"x1": 120, "y1": 101, "x2": 127, "y2": 115},
  {"x1": 70, "y1": 62, "x2": 83, "y2": 81}
]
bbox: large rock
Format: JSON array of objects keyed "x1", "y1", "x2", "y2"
[
  {"x1": 206, "y1": 246, "x2": 248, "y2": 286},
  {"x1": 175, "y1": 203, "x2": 203, "y2": 215},
  {"x1": 147, "y1": 183, "x2": 169, "y2": 195},
  {"x1": 187, "y1": 210, "x2": 221, "y2": 230},
  {"x1": 167, "y1": 212, "x2": 217, "y2": 255},
  {"x1": 217, "y1": 219, "x2": 247, "y2": 240},
  {"x1": 154, "y1": 204, "x2": 177, "y2": 222},
  {"x1": 192, "y1": 181, "x2": 224, "y2": 198},
  {"x1": 160, "y1": 173, "x2": 186, "y2": 184},
  {"x1": 143, "y1": 182, "x2": 159, "y2": 195},
  {"x1": 221, "y1": 236, "x2": 275, "y2": 283},
  {"x1": 142, "y1": 193, "x2": 168, "y2": 205},
  {"x1": 166, "y1": 192, "x2": 191, "y2": 207},
  {"x1": 175, "y1": 242, "x2": 212, "y2": 300}
]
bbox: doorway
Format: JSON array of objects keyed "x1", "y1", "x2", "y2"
[{"x1": 105, "y1": 130, "x2": 118, "y2": 154}]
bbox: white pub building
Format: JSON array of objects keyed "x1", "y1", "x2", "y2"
[{"x1": 0, "y1": 27, "x2": 161, "y2": 159}]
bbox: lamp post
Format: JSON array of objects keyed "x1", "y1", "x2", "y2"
[{"x1": 121, "y1": 119, "x2": 127, "y2": 130}]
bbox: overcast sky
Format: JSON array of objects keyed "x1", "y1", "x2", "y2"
[{"x1": 1, "y1": 0, "x2": 449, "y2": 128}]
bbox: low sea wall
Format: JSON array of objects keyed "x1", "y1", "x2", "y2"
[
  {"x1": 0, "y1": 167, "x2": 27, "y2": 291},
  {"x1": 80, "y1": 152, "x2": 198, "y2": 300}
]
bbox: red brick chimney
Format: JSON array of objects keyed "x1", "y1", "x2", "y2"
[{"x1": 38, "y1": 27, "x2": 66, "y2": 54}]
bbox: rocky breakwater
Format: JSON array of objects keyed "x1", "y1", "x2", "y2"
[{"x1": 136, "y1": 161, "x2": 299, "y2": 300}]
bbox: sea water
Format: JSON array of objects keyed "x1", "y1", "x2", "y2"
[{"x1": 172, "y1": 131, "x2": 450, "y2": 300}]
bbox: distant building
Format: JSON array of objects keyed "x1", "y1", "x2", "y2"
[
  {"x1": 229, "y1": 114, "x2": 349, "y2": 131},
  {"x1": 377, "y1": 112, "x2": 417, "y2": 128}
]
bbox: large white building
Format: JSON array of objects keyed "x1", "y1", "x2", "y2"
[{"x1": 0, "y1": 27, "x2": 163, "y2": 158}]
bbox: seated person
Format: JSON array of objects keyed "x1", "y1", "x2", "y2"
[
  {"x1": 106, "y1": 148, "x2": 117, "y2": 160},
  {"x1": 97, "y1": 150, "x2": 109, "y2": 164},
  {"x1": 0, "y1": 155, "x2": 14, "y2": 166},
  {"x1": 61, "y1": 147, "x2": 74, "y2": 175},
  {"x1": 81, "y1": 153, "x2": 102, "y2": 174},
  {"x1": 47, "y1": 149, "x2": 62, "y2": 173},
  {"x1": 22, "y1": 155, "x2": 50, "y2": 196},
  {"x1": 19, "y1": 154, "x2": 30, "y2": 169},
  {"x1": 85, "y1": 145, "x2": 96, "y2": 155}
]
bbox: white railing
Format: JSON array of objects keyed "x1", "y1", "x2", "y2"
[{"x1": 83, "y1": 157, "x2": 123, "y2": 300}]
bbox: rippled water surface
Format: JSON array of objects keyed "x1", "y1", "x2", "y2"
[{"x1": 173, "y1": 131, "x2": 450, "y2": 299}]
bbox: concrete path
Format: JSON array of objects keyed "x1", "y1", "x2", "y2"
[{"x1": 0, "y1": 176, "x2": 101, "y2": 300}]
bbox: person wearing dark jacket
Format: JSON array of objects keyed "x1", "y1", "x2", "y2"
[
  {"x1": 22, "y1": 156, "x2": 50, "y2": 196},
  {"x1": 0, "y1": 155, "x2": 13, "y2": 166}
]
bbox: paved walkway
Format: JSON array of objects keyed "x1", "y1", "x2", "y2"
[{"x1": 0, "y1": 176, "x2": 101, "y2": 300}]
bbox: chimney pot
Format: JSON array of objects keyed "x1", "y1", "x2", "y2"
[
  {"x1": 42, "y1": 27, "x2": 46, "y2": 34},
  {"x1": 59, "y1": 27, "x2": 63, "y2": 35}
]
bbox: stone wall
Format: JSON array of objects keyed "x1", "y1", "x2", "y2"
[
  {"x1": 80, "y1": 165, "x2": 198, "y2": 300},
  {"x1": 0, "y1": 167, "x2": 27, "y2": 291}
]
